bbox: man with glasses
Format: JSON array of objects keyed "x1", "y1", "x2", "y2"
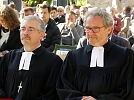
[
  {"x1": 57, "y1": 8, "x2": 134, "y2": 100},
  {"x1": 57, "y1": 6, "x2": 65, "y2": 23},
  {"x1": 0, "y1": 15, "x2": 62, "y2": 100}
]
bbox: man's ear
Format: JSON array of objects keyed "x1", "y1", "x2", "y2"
[
  {"x1": 107, "y1": 26, "x2": 113, "y2": 34},
  {"x1": 40, "y1": 32, "x2": 45, "y2": 40}
]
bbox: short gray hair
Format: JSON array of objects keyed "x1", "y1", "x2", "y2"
[
  {"x1": 84, "y1": 8, "x2": 114, "y2": 28},
  {"x1": 21, "y1": 15, "x2": 46, "y2": 32}
]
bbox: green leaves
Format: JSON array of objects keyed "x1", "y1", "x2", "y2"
[{"x1": 22, "y1": 0, "x2": 52, "y2": 7}]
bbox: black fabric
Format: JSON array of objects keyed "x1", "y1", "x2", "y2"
[
  {"x1": 0, "y1": 26, "x2": 23, "y2": 52},
  {"x1": 41, "y1": 18, "x2": 61, "y2": 52},
  {"x1": 128, "y1": 36, "x2": 134, "y2": 46},
  {"x1": 0, "y1": 46, "x2": 62, "y2": 100},
  {"x1": 77, "y1": 34, "x2": 131, "y2": 49},
  {"x1": 57, "y1": 41, "x2": 134, "y2": 100}
]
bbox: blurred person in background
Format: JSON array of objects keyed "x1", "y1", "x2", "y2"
[
  {"x1": 21, "y1": 1, "x2": 27, "y2": 9},
  {"x1": 50, "y1": 6, "x2": 59, "y2": 24},
  {"x1": 64, "y1": 5, "x2": 70, "y2": 15},
  {"x1": 106, "y1": 6, "x2": 121, "y2": 36},
  {"x1": 78, "y1": 6, "x2": 88, "y2": 26},
  {"x1": 38, "y1": 4, "x2": 61, "y2": 52},
  {"x1": 21, "y1": 7, "x2": 34, "y2": 18},
  {"x1": 0, "y1": 5, "x2": 22, "y2": 57},
  {"x1": 8, "y1": 1, "x2": 19, "y2": 17},
  {"x1": 57, "y1": 6, "x2": 65, "y2": 23},
  {"x1": 70, "y1": 4, "x2": 78, "y2": 12},
  {"x1": 57, "y1": 11, "x2": 84, "y2": 46},
  {"x1": 119, "y1": 6, "x2": 131, "y2": 38}
]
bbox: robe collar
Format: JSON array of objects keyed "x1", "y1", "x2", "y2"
[
  {"x1": 16, "y1": 46, "x2": 45, "y2": 56},
  {"x1": 86, "y1": 40, "x2": 113, "y2": 53}
]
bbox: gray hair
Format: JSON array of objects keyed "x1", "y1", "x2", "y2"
[
  {"x1": 84, "y1": 8, "x2": 114, "y2": 35},
  {"x1": 21, "y1": 15, "x2": 46, "y2": 32},
  {"x1": 84, "y1": 8, "x2": 114, "y2": 28}
]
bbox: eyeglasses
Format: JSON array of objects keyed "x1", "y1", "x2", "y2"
[
  {"x1": 58, "y1": 10, "x2": 63, "y2": 12},
  {"x1": 84, "y1": 26, "x2": 105, "y2": 33},
  {"x1": 19, "y1": 28, "x2": 40, "y2": 33}
]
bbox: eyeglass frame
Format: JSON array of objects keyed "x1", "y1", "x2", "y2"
[
  {"x1": 19, "y1": 28, "x2": 41, "y2": 33},
  {"x1": 84, "y1": 26, "x2": 105, "y2": 33}
]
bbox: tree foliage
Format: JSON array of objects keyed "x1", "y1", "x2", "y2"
[
  {"x1": 22, "y1": 0, "x2": 52, "y2": 7},
  {"x1": 22, "y1": 0, "x2": 86, "y2": 7}
]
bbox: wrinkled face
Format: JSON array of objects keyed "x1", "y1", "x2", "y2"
[
  {"x1": 38, "y1": 8, "x2": 50, "y2": 22},
  {"x1": 50, "y1": 10, "x2": 57, "y2": 19},
  {"x1": 20, "y1": 19, "x2": 45, "y2": 47},
  {"x1": 57, "y1": 9, "x2": 64, "y2": 16},
  {"x1": 85, "y1": 16, "x2": 112, "y2": 46},
  {"x1": 66, "y1": 14, "x2": 76, "y2": 25}
]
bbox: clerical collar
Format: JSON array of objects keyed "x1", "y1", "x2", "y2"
[
  {"x1": 19, "y1": 52, "x2": 33, "y2": 70},
  {"x1": 24, "y1": 44, "x2": 41, "y2": 52},
  {"x1": 19, "y1": 45, "x2": 41, "y2": 70},
  {"x1": 90, "y1": 47, "x2": 104, "y2": 67}
]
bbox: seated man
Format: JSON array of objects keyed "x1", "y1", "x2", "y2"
[
  {"x1": 0, "y1": 15, "x2": 62, "y2": 100},
  {"x1": 57, "y1": 11, "x2": 84, "y2": 46},
  {"x1": 38, "y1": 4, "x2": 61, "y2": 52},
  {"x1": 19, "y1": 7, "x2": 34, "y2": 21},
  {"x1": 57, "y1": 8, "x2": 134, "y2": 100},
  {"x1": 57, "y1": 6, "x2": 65, "y2": 23}
]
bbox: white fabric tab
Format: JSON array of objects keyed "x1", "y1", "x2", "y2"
[
  {"x1": 19, "y1": 52, "x2": 33, "y2": 70},
  {"x1": 90, "y1": 47, "x2": 104, "y2": 67}
]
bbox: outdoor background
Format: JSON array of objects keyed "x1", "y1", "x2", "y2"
[{"x1": 22, "y1": 0, "x2": 86, "y2": 7}]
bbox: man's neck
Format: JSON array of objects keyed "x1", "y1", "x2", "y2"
[
  {"x1": 24, "y1": 44, "x2": 41, "y2": 52},
  {"x1": 43, "y1": 18, "x2": 49, "y2": 24}
]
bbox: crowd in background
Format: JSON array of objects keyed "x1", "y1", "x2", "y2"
[
  {"x1": 0, "y1": 1, "x2": 134, "y2": 54},
  {"x1": 0, "y1": 1, "x2": 134, "y2": 100}
]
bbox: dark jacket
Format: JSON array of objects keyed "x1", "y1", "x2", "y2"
[
  {"x1": 77, "y1": 34, "x2": 131, "y2": 49},
  {"x1": 41, "y1": 18, "x2": 61, "y2": 52},
  {"x1": 0, "y1": 26, "x2": 23, "y2": 52}
]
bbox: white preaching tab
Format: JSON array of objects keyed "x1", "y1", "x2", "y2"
[
  {"x1": 90, "y1": 47, "x2": 104, "y2": 67},
  {"x1": 19, "y1": 52, "x2": 33, "y2": 70}
]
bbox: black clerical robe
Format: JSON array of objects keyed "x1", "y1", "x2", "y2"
[
  {"x1": 57, "y1": 41, "x2": 134, "y2": 100},
  {"x1": 0, "y1": 46, "x2": 62, "y2": 100}
]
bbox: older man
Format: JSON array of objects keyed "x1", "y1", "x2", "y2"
[
  {"x1": 0, "y1": 15, "x2": 62, "y2": 100},
  {"x1": 57, "y1": 8, "x2": 134, "y2": 100}
]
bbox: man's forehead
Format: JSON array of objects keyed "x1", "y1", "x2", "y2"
[
  {"x1": 39, "y1": 8, "x2": 48, "y2": 12},
  {"x1": 21, "y1": 20, "x2": 38, "y2": 27}
]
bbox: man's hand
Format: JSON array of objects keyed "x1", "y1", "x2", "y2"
[
  {"x1": 82, "y1": 96, "x2": 96, "y2": 100},
  {"x1": 68, "y1": 22, "x2": 75, "y2": 29},
  {"x1": 0, "y1": 50, "x2": 9, "y2": 57}
]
